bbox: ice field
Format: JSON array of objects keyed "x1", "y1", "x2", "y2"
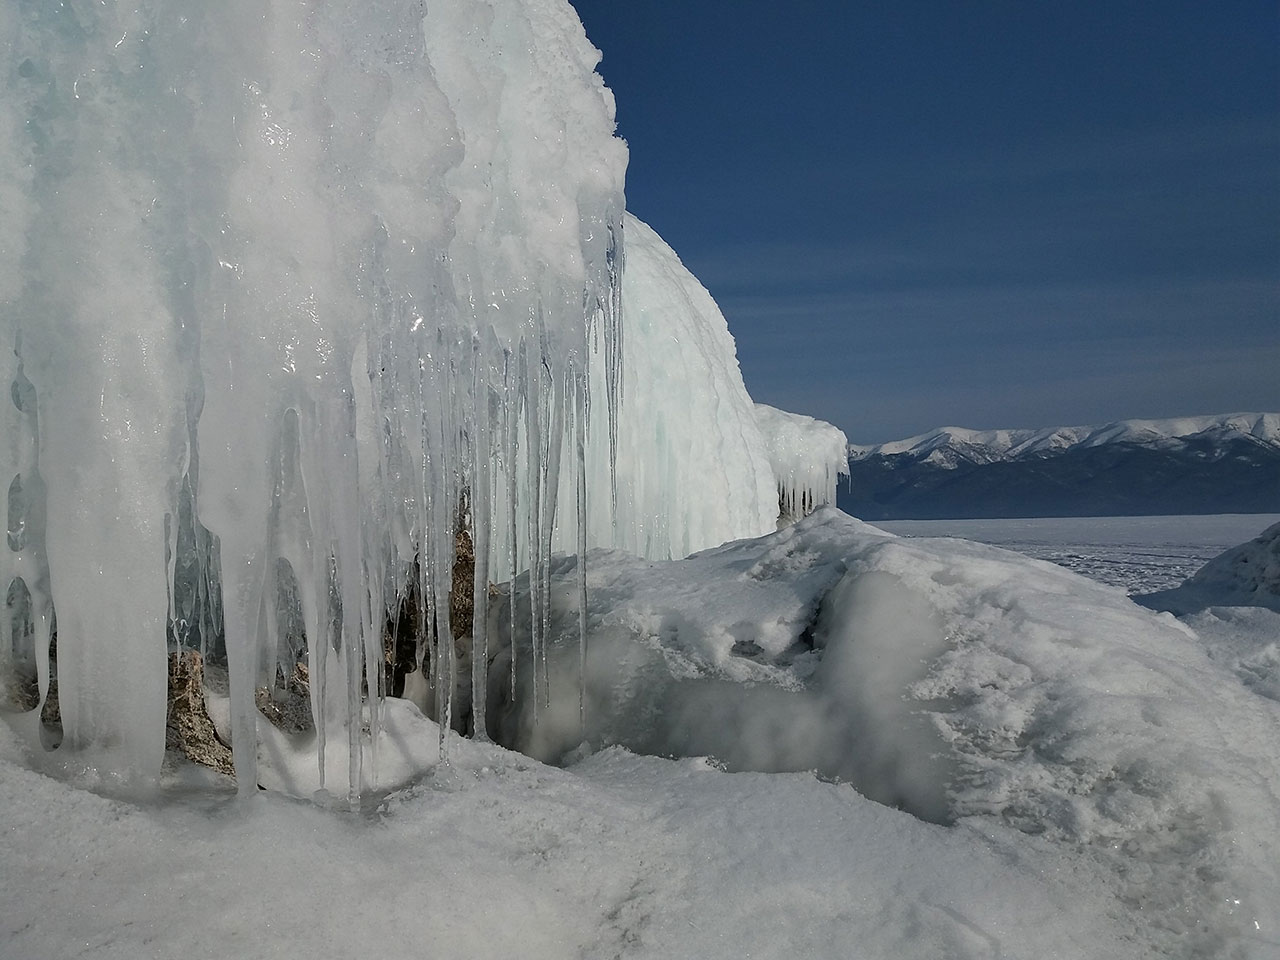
[{"x1": 877, "y1": 513, "x2": 1280, "y2": 593}]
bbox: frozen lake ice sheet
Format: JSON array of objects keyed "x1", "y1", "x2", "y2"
[{"x1": 875, "y1": 514, "x2": 1280, "y2": 593}]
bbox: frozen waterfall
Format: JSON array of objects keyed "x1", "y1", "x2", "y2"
[{"x1": 0, "y1": 0, "x2": 846, "y2": 797}]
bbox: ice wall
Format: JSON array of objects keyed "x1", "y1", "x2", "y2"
[
  {"x1": 602, "y1": 215, "x2": 779, "y2": 558},
  {"x1": 0, "y1": 0, "x2": 625, "y2": 792}
]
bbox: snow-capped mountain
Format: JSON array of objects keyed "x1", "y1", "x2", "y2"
[
  {"x1": 849, "y1": 413, "x2": 1280, "y2": 467},
  {"x1": 840, "y1": 413, "x2": 1280, "y2": 519}
]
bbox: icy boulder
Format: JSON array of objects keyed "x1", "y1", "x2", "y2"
[
  {"x1": 1136, "y1": 521, "x2": 1280, "y2": 614},
  {"x1": 489, "y1": 508, "x2": 1280, "y2": 956}
]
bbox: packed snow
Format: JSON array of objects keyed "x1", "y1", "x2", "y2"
[{"x1": 0, "y1": 717, "x2": 1149, "y2": 960}]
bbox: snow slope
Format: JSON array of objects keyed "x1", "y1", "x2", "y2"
[{"x1": 485, "y1": 508, "x2": 1280, "y2": 958}]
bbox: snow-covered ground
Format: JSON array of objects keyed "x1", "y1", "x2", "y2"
[
  {"x1": 4, "y1": 509, "x2": 1279, "y2": 960},
  {"x1": 0, "y1": 719, "x2": 1148, "y2": 960}
]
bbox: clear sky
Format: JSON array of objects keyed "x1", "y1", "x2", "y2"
[{"x1": 569, "y1": 1, "x2": 1280, "y2": 444}]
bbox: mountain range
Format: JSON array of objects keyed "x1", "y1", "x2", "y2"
[{"x1": 838, "y1": 413, "x2": 1280, "y2": 519}]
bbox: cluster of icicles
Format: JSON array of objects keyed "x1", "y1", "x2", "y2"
[{"x1": 0, "y1": 0, "x2": 629, "y2": 797}]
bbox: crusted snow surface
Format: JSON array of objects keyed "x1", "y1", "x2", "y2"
[
  {"x1": 0, "y1": 700, "x2": 1170, "y2": 960},
  {"x1": 4, "y1": 509, "x2": 1280, "y2": 957},
  {"x1": 1137, "y1": 521, "x2": 1280, "y2": 615},
  {"x1": 492, "y1": 508, "x2": 1280, "y2": 958},
  {"x1": 1186, "y1": 606, "x2": 1280, "y2": 706}
]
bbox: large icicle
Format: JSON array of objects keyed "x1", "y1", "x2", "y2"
[{"x1": 0, "y1": 0, "x2": 626, "y2": 792}]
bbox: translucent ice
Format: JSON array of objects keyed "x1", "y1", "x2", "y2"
[{"x1": 0, "y1": 0, "x2": 625, "y2": 791}]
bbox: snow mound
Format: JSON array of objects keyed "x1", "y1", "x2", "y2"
[
  {"x1": 491, "y1": 508, "x2": 1280, "y2": 957},
  {"x1": 1136, "y1": 521, "x2": 1280, "y2": 615}
]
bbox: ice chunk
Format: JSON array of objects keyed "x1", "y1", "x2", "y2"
[{"x1": 753, "y1": 402, "x2": 849, "y2": 523}]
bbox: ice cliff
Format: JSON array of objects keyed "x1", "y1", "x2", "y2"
[{"x1": 0, "y1": 0, "x2": 845, "y2": 793}]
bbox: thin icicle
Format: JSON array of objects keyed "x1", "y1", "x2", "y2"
[
  {"x1": 504, "y1": 352, "x2": 521, "y2": 708},
  {"x1": 573, "y1": 358, "x2": 589, "y2": 734},
  {"x1": 521, "y1": 336, "x2": 543, "y2": 726},
  {"x1": 470, "y1": 347, "x2": 492, "y2": 742},
  {"x1": 538, "y1": 348, "x2": 567, "y2": 711}
]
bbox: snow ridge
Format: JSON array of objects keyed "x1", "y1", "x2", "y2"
[{"x1": 849, "y1": 412, "x2": 1280, "y2": 468}]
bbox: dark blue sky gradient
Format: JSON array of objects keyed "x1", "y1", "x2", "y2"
[{"x1": 569, "y1": 1, "x2": 1280, "y2": 443}]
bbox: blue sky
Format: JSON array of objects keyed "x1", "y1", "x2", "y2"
[{"x1": 569, "y1": 1, "x2": 1280, "y2": 443}]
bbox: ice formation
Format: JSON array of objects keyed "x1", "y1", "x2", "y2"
[
  {"x1": 0, "y1": 0, "x2": 634, "y2": 794},
  {"x1": 753, "y1": 403, "x2": 849, "y2": 522},
  {"x1": 0, "y1": 0, "x2": 849, "y2": 796},
  {"x1": 601, "y1": 219, "x2": 849, "y2": 557},
  {"x1": 609, "y1": 215, "x2": 777, "y2": 557}
]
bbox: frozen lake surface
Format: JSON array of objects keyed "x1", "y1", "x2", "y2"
[{"x1": 874, "y1": 514, "x2": 1280, "y2": 594}]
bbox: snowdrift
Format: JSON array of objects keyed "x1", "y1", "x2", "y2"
[
  {"x1": 4, "y1": 509, "x2": 1278, "y2": 957},
  {"x1": 1137, "y1": 520, "x2": 1280, "y2": 615},
  {"x1": 491, "y1": 508, "x2": 1280, "y2": 956}
]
